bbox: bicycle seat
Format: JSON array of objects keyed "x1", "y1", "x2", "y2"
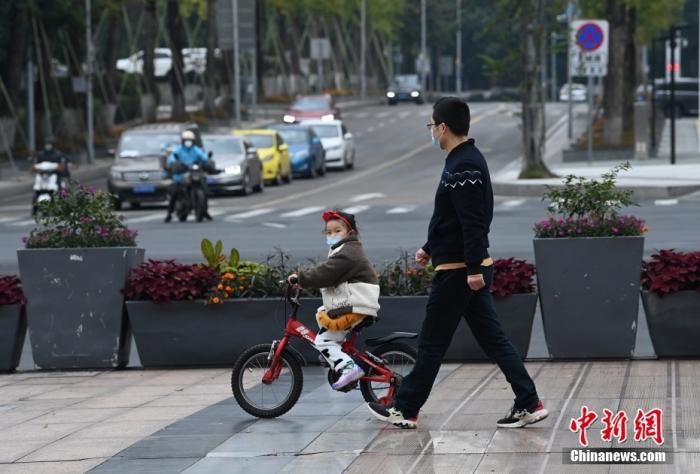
[{"x1": 351, "y1": 317, "x2": 377, "y2": 333}]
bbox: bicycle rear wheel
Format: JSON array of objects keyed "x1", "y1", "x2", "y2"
[
  {"x1": 359, "y1": 343, "x2": 417, "y2": 404},
  {"x1": 231, "y1": 343, "x2": 303, "y2": 418}
]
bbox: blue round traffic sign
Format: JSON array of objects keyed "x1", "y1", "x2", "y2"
[{"x1": 576, "y1": 23, "x2": 604, "y2": 52}]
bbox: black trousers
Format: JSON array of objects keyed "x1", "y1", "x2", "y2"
[
  {"x1": 166, "y1": 182, "x2": 209, "y2": 215},
  {"x1": 393, "y1": 266, "x2": 539, "y2": 417}
]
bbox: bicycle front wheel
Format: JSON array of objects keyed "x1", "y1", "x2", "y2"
[{"x1": 231, "y1": 344, "x2": 303, "y2": 418}]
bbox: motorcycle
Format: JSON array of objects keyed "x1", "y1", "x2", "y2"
[
  {"x1": 32, "y1": 161, "x2": 61, "y2": 216},
  {"x1": 171, "y1": 153, "x2": 217, "y2": 223}
]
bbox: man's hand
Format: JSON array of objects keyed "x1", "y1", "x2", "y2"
[
  {"x1": 415, "y1": 248, "x2": 430, "y2": 267},
  {"x1": 287, "y1": 273, "x2": 300, "y2": 287},
  {"x1": 467, "y1": 274, "x2": 485, "y2": 291}
]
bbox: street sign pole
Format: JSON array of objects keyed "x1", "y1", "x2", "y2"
[
  {"x1": 232, "y1": 0, "x2": 241, "y2": 125},
  {"x1": 85, "y1": 0, "x2": 94, "y2": 163},
  {"x1": 27, "y1": 42, "x2": 35, "y2": 155},
  {"x1": 670, "y1": 27, "x2": 676, "y2": 165},
  {"x1": 551, "y1": 32, "x2": 557, "y2": 101},
  {"x1": 587, "y1": 75, "x2": 593, "y2": 164},
  {"x1": 456, "y1": 0, "x2": 462, "y2": 95},
  {"x1": 360, "y1": 0, "x2": 366, "y2": 100},
  {"x1": 420, "y1": 0, "x2": 427, "y2": 94}
]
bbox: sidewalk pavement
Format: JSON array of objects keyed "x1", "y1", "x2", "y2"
[
  {"x1": 1, "y1": 360, "x2": 698, "y2": 473},
  {"x1": 493, "y1": 116, "x2": 700, "y2": 199}
]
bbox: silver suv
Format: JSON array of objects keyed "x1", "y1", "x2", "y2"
[{"x1": 108, "y1": 123, "x2": 201, "y2": 209}]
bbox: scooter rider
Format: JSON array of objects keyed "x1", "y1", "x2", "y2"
[
  {"x1": 164, "y1": 130, "x2": 213, "y2": 223},
  {"x1": 36, "y1": 139, "x2": 70, "y2": 184}
]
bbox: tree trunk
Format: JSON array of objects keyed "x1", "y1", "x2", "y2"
[
  {"x1": 166, "y1": 0, "x2": 186, "y2": 118},
  {"x1": 2, "y1": 3, "x2": 27, "y2": 114},
  {"x1": 142, "y1": 0, "x2": 158, "y2": 122},
  {"x1": 519, "y1": 0, "x2": 553, "y2": 179},
  {"x1": 602, "y1": 0, "x2": 635, "y2": 146},
  {"x1": 203, "y1": 0, "x2": 217, "y2": 114}
]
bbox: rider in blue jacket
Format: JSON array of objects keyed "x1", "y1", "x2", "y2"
[{"x1": 164, "y1": 130, "x2": 212, "y2": 222}]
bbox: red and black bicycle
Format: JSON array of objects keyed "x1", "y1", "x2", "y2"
[{"x1": 231, "y1": 282, "x2": 418, "y2": 418}]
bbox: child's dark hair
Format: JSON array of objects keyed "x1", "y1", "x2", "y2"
[
  {"x1": 322, "y1": 209, "x2": 359, "y2": 234},
  {"x1": 433, "y1": 97, "x2": 471, "y2": 136}
]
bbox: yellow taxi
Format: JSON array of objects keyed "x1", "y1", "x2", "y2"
[{"x1": 233, "y1": 129, "x2": 292, "y2": 185}]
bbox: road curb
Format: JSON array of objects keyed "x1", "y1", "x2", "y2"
[
  {"x1": 0, "y1": 161, "x2": 112, "y2": 201},
  {"x1": 492, "y1": 180, "x2": 700, "y2": 199}
]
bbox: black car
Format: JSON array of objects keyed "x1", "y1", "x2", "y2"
[
  {"x1": 653, "y1": 78, "x2": 699, "y2": 118},
  {"x1": 267, "y1": 124, "x2": 326, "y2": 178},
  {"x1": 108, "y1": 123, "x2": 202, "y2": 210},
  {"x1": 203, "y1": 135, "x2": 264, "y2": 196},
  {"x1": 386, "y1": 74, "x2": 424, "y2": 105}
]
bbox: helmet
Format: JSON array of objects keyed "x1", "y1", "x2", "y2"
[{"x1": 181, "y1": 130, "x2": 195, "y2": 141}]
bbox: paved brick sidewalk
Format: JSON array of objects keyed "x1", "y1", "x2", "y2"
[{"x1": 1, "y1": 361, "x2": 699, "y2": 473}]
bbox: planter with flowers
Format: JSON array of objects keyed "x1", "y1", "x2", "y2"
[
  {"x1": 641, "y1": 250, "x2": 700, "y2": 358},
  {"x1": 376, "y1": 256, "x2": 537, "y2": 360},
  {"x1": 0, "y1": 276, "x2": 27, "y2": 372},
  {"x1": 533, "y1": 163, "x2": 646, "y2": 359},
  {"x1": 17, "y1": 183, "x2": 144, "y2": 369}
]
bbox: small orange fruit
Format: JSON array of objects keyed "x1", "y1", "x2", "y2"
[{"x1": 212, "y1": 297, "x2": 221, "y2": 304}]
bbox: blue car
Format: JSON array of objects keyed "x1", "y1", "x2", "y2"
[{"x1": 267, "y1": 124, "x2": 326, "y2": 178}]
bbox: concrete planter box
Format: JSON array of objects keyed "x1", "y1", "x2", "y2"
[
  {"x1": 534, "y1": 236, "x2": 644, "y2": 359},
  {"x1": 127, "y1": 294, "x2": 536, "y2": 368},
  {"x1": 17, "y1": 248, "x2": 144, "y2": 369},
  {"x1": 642, "y1": 291, "x2": 700, "y2": 358},
  {"x1": 0, "y1": 305, "x2": 26, "y2": 373}
]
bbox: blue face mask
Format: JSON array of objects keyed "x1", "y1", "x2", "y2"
[{"x1": 326, "y1": 236, "x2": 343, "y2": 247}]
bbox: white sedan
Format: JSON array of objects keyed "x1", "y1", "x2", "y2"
[
  {"x1": 116, "y1": 48, "x2": 217, "y2": 78},
  {"x1": 559, "y1": 83, "x2": 587, "y2": 102},
  {"x1": 300, "y1": 119, "x2": 355, "y2": 170}
]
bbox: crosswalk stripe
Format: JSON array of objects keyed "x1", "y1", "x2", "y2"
[
  {"x1": 353, "y1": 111, "x2": 370, "y2": 119},
  {"x1": 9, "y1": 219, "x2": 36, "y2": 227},
  {"x1": 262, "y1": 222, "x2": 286, "y2": 229},
  {"x1": 0, "y1": 216, "x2": 23, "y2": 224},
  {"x1": 499, "y1": 199, "x2": 526, "y2": 208},
  {"x1": 350, "y1": 193, "x2": 386, "y2": 203},
  {"x1": 226, "y1": 208, "x2": 275, "y2": 220},
  {"x1": 342, "y1": 205, "x2": 370, "y2": 214},
  {"x1": 279, "y1": 206, "x2": 324, "y2": 218},
  {"x1": 123, "y1": 213, "x2": 164, "y2": 224},
  {"x1": 386, "y1": 206, "x2": 416, "y2": 214},
  {"x1": 654, "y1": 199, "x2": 679, "y2": 206},
  {"x1": 399, "y1": 110, "x2": 412, "y2": 119},
  {"x1": 376, "y1": 110, "x2": 391, "y2": 118}
]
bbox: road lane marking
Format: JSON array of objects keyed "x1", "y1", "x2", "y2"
[
  {"x1": 377, "y1": 110, "x2": 391, "y2": 118},
  {"x1": 240, "y1": 110, "x2": 496, "y2": 211},
  {"x1": 399, "y1": 110, "x2": 412, "y2": 119},
  {"x1": 226, "y1": 208, "x2": 275, "y2": 220},
  {"x1": 354, "y1": 111, "x2": 370, "y2": 119},
  {"x1": 377, "y1": 122, "x2": 386, "y2": 128},
  {"x1": 342, "y1": 205, "x2": 369, "y2": 214},
  {"x1": 123, "y1": 213, "x2": 165, "y2": 224},
  {"x1": 654, "y1": 199, "x2": 678, "y2": 206},
  {"x1": 0, "y1": 216, "x2": 23, "y2": 224},
  {"x1": 498, "y1": 199, "x2": 526, "y2": 209},
  {"x1": 350, "y1": 193, "x2": 386, "y2": 202},
  {"x1": 8, "y1": 219, "x2": 37, "y2": 227},
  {"x1": 386, "y1": 205, "x2": 416, "y2": 214},
  {"x1": 366, "y1": 126, "x2": 376, "y2": 133},
  {"x1": 262, "y1": 222, "x2": 286, "y2": 229},
  {"x1": 279, "y1": 206, "x2": 325, "y2": 218}
]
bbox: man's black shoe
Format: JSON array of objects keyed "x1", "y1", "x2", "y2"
[
  {"x1": 497, "y1": 400, "x2": 549, "y2": 428},
  {"x1": 164, "y1": 214, "x2": 172, "y2": 223},
  {"x1": 367, "y1": 402, "x2": 417, "y2": 429},
  {"x1": 204, "y1": 212, "x2": 213, "y2": 221}
]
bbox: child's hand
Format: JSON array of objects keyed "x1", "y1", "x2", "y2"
[{"x1": 415, "y1": 248, "x2": 430, "y2": 267}]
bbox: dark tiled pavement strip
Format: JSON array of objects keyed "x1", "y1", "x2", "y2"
[{"x1": 1, "y1": 362, "x2": 699, "y2": 473}]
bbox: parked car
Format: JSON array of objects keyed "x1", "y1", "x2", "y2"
[
  {"x1": 108, "y1": 123, "x2": 201, "y2": 209},
  {"x1": 654, "y1": 78, "x2": 699, "y2": 117},
  {"x1": 203, "y1": 135, "x2": 264, "y2": 196},
  {"x1": 233, "y1": 129, "x2": 292, "y2": 185},
  {"x1": 283, "y1": 94, "x2": 340, "y2": 123},
  {"x1": 386, "y1": 74, "x2": 423, "y2": 105},
  {"x1": 116, "y1": 48, "x2": 217, "y2": 78},
  {"x1": 300, "y1": 119, "x2": 355, "y2": 170},
  {"x1": 559, "y1": 83, "x2": 587, "y2": 102},
  {"x1": 267, "y1": 124, "x2": 326, "y2": 178}
]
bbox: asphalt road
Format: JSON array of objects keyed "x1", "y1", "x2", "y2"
[{"x1": 1, "y1": 101, "x2": 698, "y2": 275}]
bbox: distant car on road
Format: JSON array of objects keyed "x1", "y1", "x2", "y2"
[
  {"x1": 300, "y1": 119, "x2": 355, "y2": 170},
  {"x1": 203, "y1": 135, "x2": 264, "y2": 196},
  {"x1": 267, "y1": 124, "x2": 326, "y2": 178},
  {"x1": 653, "y1": 78, "x2": 699, "y2": 118},
  {"x1": 283, "y1": 94, "x2": 340, "y2": 123},
  {"x1": 233, "y1": 129, "x2": 292, "y2": 185},
  {"x1": 559, "y1": 83, "x2": 587, "y2": 102},
  {"x1": 108, "y1": 123, "x2": 201, "y2": 209},
  {"x1": 116, "y1": 48, "x2": 217, "y2": 78},
  {"x1": 386, "y1": 74, "x2": 423, "y2": 105}
]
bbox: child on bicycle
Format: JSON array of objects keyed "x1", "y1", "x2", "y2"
[{"x1": 288, "y1": 210, "x2": 380, "y2": 390}]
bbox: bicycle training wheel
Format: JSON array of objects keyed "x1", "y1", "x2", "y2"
[
  {"x1": 231, "y1": 343, "x2": 303, "y2": 418},
  {"x1": 359, "y1": 342, "x2": 417, "y2": 404}
]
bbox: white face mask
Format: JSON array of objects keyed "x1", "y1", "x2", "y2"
[{"x1": 184, "y1": 140, "x2": 193, "y2": 148}]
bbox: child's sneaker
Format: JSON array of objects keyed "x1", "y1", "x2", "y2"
[
  {"x1": 366, "y1": 402, "x2": 418, "y2": 429},
  {"x1": 332, "y1": 362, "x2": 364, "y2": 390},
  {"x1": 496, "y1": 400, "x2": 549, "y2": 428}
]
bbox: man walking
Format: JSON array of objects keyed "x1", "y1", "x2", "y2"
[{"x1": 367, "y1": 97, "x2": 547, "y2": 429}]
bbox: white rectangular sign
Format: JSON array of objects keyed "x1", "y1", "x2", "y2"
[{"x1": 570, "y1": 20, "x2": 609, "y2": 77}]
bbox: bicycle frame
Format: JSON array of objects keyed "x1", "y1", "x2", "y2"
[{"x1": 262, "y1": 288, "x2": 399, "y2": 399}]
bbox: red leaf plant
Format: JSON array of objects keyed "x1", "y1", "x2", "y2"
[
  {"x1": 0, "y1": 276, "x2": 27, "y2": 305},
  {"x1": 491, "y1": 258, "x2": 536, "y2": 297},
  {"x1": 123, "y1": 260, "x2": 219, "y2": 304},
  {"x1": 641, "y1": 250, "x2": 700, "y2": 296}
]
